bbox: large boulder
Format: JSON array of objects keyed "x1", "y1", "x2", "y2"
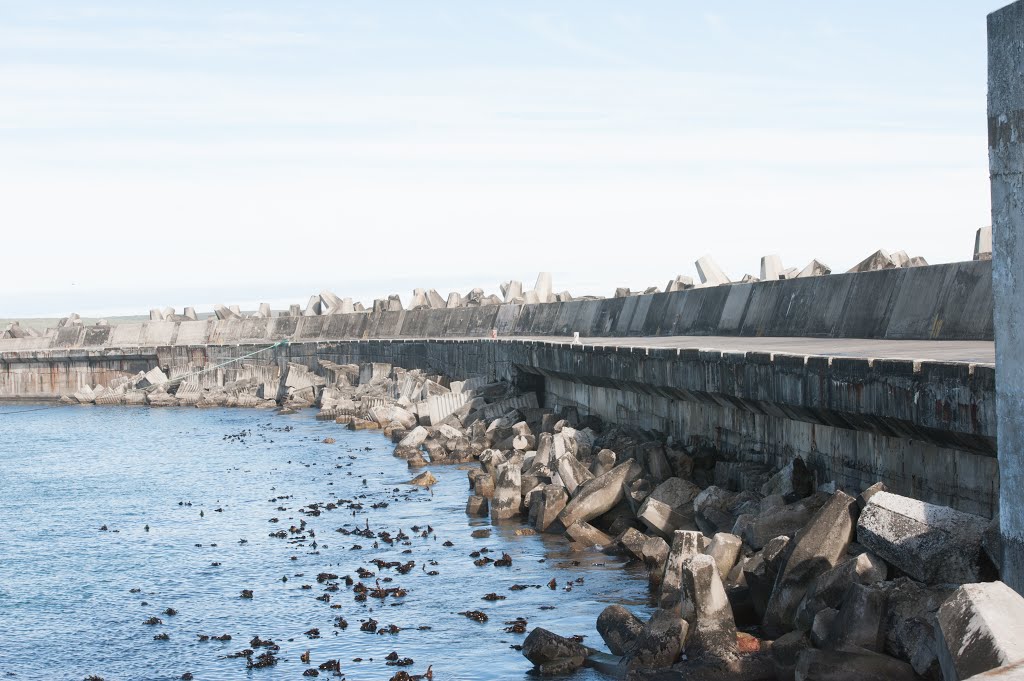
[
  {"x1": 794, "y1": 552, "x2": 888, "y2": 631},
  {"x1": 936, "y1": 581, "x2": 1024, "y2": 681},
  {"x1": 794, "y1": 648, "x2": 918, "y2": 681},
  {"x1": 623, "y1": 609, "x2": 688, "y2": 673},
  {"x1": 638, "y1": 477, "x2": 702, "y2": 538},
  {"x1": 763, "y1": 491, "x2": 858, "y2": 637},
  {"x1": 824, "y1": 583, "x2": 886, "y2": 652},
  {"x1": 597, "y1": 605, "x2": 645, "y2": 655},
  {"x1": 522, "y1": 628, "x2": 588, "y2": 675},
  {"x1": 558, "y1": 460, "x2": 643, "y2": 528},
  {"x1": 857, "y1": 491, "x2": 991, "y2": 585},
  {"x1": 734, "y1": 493, "x2": 829, "y2": 551},
  {"x1": 882, "y1": 577, "x2": 954, "y2": 678}
]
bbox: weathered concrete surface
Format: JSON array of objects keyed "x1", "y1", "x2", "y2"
[
  {"x1": 936, "y1": 581, "x2": 1024, "y2": 680},
  {"x1": 990, "y1": 0, "x2": 1024, "y2": 595}
]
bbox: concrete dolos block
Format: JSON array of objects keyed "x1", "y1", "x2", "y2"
[
  {"x1": 936, "y1": 581, "x2": 1024, "y2": 681},
  {"x1": 856, "y1": 491, "x2": 991, "y2": 585}
]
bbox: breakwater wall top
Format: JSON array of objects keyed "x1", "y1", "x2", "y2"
[{"x1": 0, "y1": 260, "x2": 996, "y2": 353}]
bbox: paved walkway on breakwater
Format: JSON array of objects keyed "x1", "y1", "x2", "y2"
[{"x1": 509, "y1": 335, "x2": 996, "y2": 364}]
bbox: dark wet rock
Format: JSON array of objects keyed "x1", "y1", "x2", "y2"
[
  {"x1": 623, "y1": 609, "x2": 687, "y2": 673},
  {"x1": 793, "y1": 551, "x2": 888, "y2": 631},
  {"x1": 794, "y1": 648, "x2": 917, "y2": 681},
  {"x1": 763, "y1": 491, "x2": 857, "y2": 636},
  {"x1": 597, "y1": 604, "x2": 645, "y2": 655},
  {"x1": 522, "y1": 628, "x2": 588, "y2": 676}
]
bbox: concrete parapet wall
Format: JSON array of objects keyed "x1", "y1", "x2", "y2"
[{"x1": 0, "y1": 261, "x2": 995, "y2": 355}]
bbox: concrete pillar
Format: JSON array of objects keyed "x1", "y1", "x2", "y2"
[{"x1": 990, "y1": 0, "x2": 1024, "y2": 594}]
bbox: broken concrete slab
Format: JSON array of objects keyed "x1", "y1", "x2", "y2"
[
  {"x1": 857, "y1": 490, "x2": 992, "y2": 585},
  {"x1": 643, "y1": 536, "x2": 671, "y2": 590},
  {"x1": 882, "y1": 577, "x2": 953, "y2": 678},
  {"x1": 565, "y1": 519, "x2": 613, "y2": 548},
  {"x1": 638, "y1": 477, "x2": 702, "y2": 538},
  {"x1": 665, "y1": 275, "x2": 695, "y2": 292},
  {"x1": 826, "y1": 583, "x2": 886, "y2": 652},
  {"x1": 734, "y1": 493, "x2": 828, "y2": 551},
  {"x1": 761, "y1": 456, "x2": 815, "y2": 500},
  {"x1": 937, "y1": 581, "x2": 1024, "y2": 681}
]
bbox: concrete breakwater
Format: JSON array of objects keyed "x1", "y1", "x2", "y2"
[
  {"x1": 1, "y1": 335, "x2": 998, "y2": 518},
  {"x1": 0, "y1": 260, "x2": 996, "y2": 350},
  {"x1": 188, "y1": 360, "x2": 1024, "y2": 679}
]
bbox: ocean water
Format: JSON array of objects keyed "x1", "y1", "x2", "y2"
[{"x1": 0, "y1": 405, "x2": 653, "y2": 681}]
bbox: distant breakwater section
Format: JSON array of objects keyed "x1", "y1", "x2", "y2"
[{"x1": 0, "y1": 260, "x2": 996, "y2": 353}]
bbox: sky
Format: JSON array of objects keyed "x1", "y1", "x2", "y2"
[{"x1": 0, "y1": 1, "x2": 1008, "y2": 317}]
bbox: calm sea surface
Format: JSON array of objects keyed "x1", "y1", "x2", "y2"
[{"x1": 0, "y1": 405, "x2": 652, "y2": 681}]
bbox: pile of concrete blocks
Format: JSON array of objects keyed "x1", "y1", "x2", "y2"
[
  {"x1": 149, "y1": 307, "x2": 198, "y2": 322},
  {"x1": 2, "y1": 321, "x2": 41, "y2": 339},
  {"x1": 847, "y1": 248, "x2": 928, "y2": 273}
]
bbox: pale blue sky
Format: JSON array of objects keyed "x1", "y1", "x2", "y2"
[{"x1": 0, "y1": 1, "x2": 1007, "y2": 317}]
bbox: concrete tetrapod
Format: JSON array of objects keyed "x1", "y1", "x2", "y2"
[
  {"x1": 681, "y1": 553, "x2": 738, "y2": 662},
  {"x1": 762, "y1": 491, "x2": 857, "y2": 637},
  {"x1": 659, "y1": 530, "x2": 707, "y2": 613}
]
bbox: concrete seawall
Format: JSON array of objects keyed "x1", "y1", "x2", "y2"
[
  {"x1": 0, "y1": 260, "x2": 995, "y2": 353},
  {"x1": 1, "y1": 337, "x2": 997, "y2": 517}
]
